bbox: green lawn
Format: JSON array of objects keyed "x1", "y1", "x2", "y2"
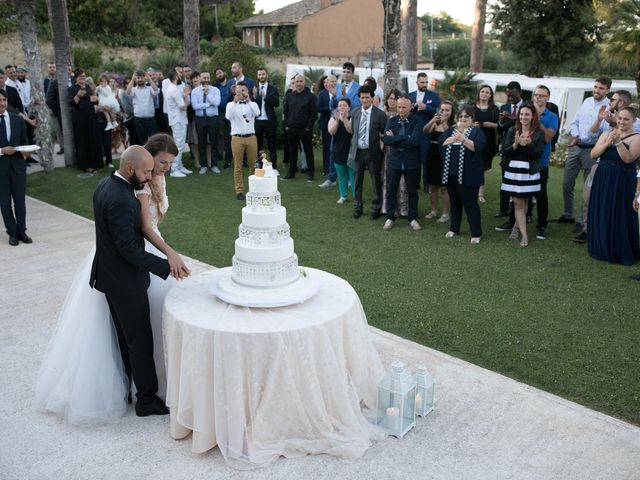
[{"x1": 27, "y1": 152, "x2": 640, "y2": 425}]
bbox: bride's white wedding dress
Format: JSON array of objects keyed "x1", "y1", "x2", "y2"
[{"x1": 35, "y1": 177, "x2": 174, "y2": 424}]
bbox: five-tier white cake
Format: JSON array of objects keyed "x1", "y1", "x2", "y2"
[{"x1": 232, "y1": 174, "x2": 300, "y2": 288}]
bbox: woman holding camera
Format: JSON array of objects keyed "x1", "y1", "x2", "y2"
[
  {"x1": 423, "y1": 101, "x2": 455, "y2": 223},
  {"x1": 68, "y1": 68, "x2": 103, "y2": 172}
]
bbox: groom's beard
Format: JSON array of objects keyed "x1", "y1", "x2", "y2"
[{"x1": 128, "y1": 173, "x2": 148, "y2": 191}]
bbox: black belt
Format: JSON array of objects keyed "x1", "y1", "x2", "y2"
[
  {"x1": 233, "y1": 133, "x2": 254, "y2": 138},
  {"x1": 196, "y1": 115, "x2": 217, "y2": 119},
  {"x1": 577, "y1": 144, "x2": 595, "y2": 149}
]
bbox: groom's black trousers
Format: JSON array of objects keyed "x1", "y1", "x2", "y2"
[{"x1": 105, "y1": 293, "x2": 158, "y2": 402}]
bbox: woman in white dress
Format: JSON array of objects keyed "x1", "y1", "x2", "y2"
[{"x1": 35, "y1": 134, "x2": 187, "y2": 424}]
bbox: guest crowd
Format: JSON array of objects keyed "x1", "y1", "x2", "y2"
[{"x1": 1, "y1": 59, "x2": 639, "y2": 275}]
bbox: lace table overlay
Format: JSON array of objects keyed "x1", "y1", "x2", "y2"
[{"x1": 164, "y1": 269, "x2": 385, "y2": 467}]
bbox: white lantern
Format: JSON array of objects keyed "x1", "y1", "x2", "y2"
[
  {"x1": 376, "y1": 360, "x2": 416, "y2": 438},
  {"x1": 413, "y1": 365, "x2": 435, "y2": 417}
]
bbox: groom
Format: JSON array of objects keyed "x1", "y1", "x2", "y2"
[{"x1": 90, "y1": 145, "x2": 176, "y2": 417}]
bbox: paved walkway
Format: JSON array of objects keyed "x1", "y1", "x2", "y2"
[{"x1": 1, "y1": 197, "x2": 639, "y2": 480}]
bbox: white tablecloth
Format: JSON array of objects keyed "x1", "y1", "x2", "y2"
[{"x1": 163, "y1": 268, "x2": 385, "y2": 467}]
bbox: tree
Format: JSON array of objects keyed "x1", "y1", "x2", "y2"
[
  {"x1": 470, "y1": 0, "x2": 487, "y2": 72},
  {"x1": 15, "y1": 0, "x2": 54, "y2": 172},
  {"x1": 418, "y1": 11, "x2": 466, "y2": 36},
  {"x1": 383, "y1": 0, "x2": 402, "y2": 94},
  {"x1": 46, "y1": 0, "x2": 74, "y2": 167},
  {"x1": 491, "y1": 0, "x2": 598, "y2": 77},
  {"x1": 183, "y1": 0, "x2": 200, "y2": 69},
  {"x1": 595, "y1": 0, "x2": 640, "y2": 96},
  {"x1": 203, "y1": 37, "x2": 261, "y2": 81},
  {"x1": 401, "y1": 0, "x2": 417, "y2": 70}
]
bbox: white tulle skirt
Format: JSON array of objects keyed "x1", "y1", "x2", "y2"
[{"x1": 35, "y1": 241, "x2": 174, "y2": 425}]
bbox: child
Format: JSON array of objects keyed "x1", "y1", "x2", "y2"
[{"x1": 95, "y1": 74, "x2": 120, "y2": 131}]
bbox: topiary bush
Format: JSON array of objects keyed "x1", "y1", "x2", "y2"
[
  {"x1": 201, "y1": 37, "x2": 262, "y2": 81},
  {"x1": 102, "y1": 57, "x2": 136, "y2": 76}
]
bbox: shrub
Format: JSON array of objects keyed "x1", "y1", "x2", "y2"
[
  {"x1": 102, "y1": 57, "x2": 136, "y2": 76},
  {"x1": 73, "y1": 46, "x2": 102, "y2": 70},
  {"x1": 202, "y1": 37, "x2": 262, "y2": 81},
  {"x1": 143, "y1": 50, "x2": 183, "y2": 76}
]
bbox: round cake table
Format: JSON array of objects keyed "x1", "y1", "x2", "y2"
[{"x1": 163, "y1": 268, "x2": 385, "y2": 467}]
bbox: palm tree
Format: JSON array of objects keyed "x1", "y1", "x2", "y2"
[
  {"x1": 401, "y1": 0, "x2": 417, "y2": 70},
  {"x1": 383, "y1": 0, "x2": 402, "y2": 94},
  {"x1": 437, "y1": 69, "x2": 478, "y2": 104},
  {"x1": 183, "y1": 0, "x2": 201, "y2": 70},
  {"x1": 470, "y1": 0, "x2": 488, "y2": 72},
  {"x1": 15, "y1": 0, "x2": 54, "y2": 172},
  {"x1": 597, "y1": 0, "x2": 640, "y2": 96},
  {"x1": 46, "y1": 0, "x2": 74, "y2": 167}
]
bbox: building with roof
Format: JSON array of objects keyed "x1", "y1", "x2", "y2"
[{"x1": 236, "y1": 0, "x2": 421, "y2": 63}]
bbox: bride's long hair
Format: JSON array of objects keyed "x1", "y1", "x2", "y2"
[{"x1": 144, "y1": 134, "x2": 179, "y2": 223}]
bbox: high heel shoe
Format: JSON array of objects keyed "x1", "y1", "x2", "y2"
[
  {"x1": 509, "y1": 227, "x2": 519, "y2": 240},
  {"x1": 520, "y1": 237, "x2": 529, "y2": 247}
]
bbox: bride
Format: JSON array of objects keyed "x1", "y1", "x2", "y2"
[{"x1": 35, "y1": 133, "x2": 188, "y2": 424}]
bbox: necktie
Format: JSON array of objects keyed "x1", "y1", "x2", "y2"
[
  {"x1": 398, "y1": 119, "x2": 406, "y2": 137},
  {"x1": 511, "y1": 104, "x2": 516, "y2": 115},
  {"x1": 0, "y1": 114, "x2": 7, "y2": 145},
  {"x1": 260, "y1": 85, "x2": 266, "y2": 116},
  {"x1": 359, "y1": 110, "x2": 368, "y2": 147},
  {"x1": 202, "y1": 89, "x2": 207, "y2": 117}
]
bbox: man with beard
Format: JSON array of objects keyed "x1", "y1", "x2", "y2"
[
  {"x1": 227, "y1": 62, "x2": 254, "y2": 102},
  {"x1": 0, "y1": 68, "x2": 24, "y2": 114},
  {"x1": 90, "y1": 145, "x2": 183, "y2": 416},
  {"x1": 409, "y1": 72, "x2": 440, "y2": 190},
  {"x1": 253, "y1": 68, "x2": 280, "y2": 171},
  {"x1": 214, "y1": 67, "x2": 232, "y2": 168},
  {"x1": 126, "y1": 70, "x2": 159, "y2": 145},
  {"x1": 15, "y1": 66, "x2": 30, "y2": 110}
]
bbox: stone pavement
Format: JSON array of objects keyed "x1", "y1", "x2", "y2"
[{"x1": 1, "y1": 197, "x2": 638, "y2": 480}]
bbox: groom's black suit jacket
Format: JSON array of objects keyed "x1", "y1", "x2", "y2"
[{"x1": 90, "y1": 173, "x2": 170, "y2": 297}]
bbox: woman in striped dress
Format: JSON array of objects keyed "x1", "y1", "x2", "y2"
[{"x1": 500, "y1": 103, "x2": 545, "y2": 247}]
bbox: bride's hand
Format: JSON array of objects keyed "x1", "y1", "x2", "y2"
[{"x1": 168, "y1": 252, "x2": 190, "y2": 280}]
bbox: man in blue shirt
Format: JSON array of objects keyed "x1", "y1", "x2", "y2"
[
  {"x1": 532, "y1": 85, "x2": 558, "y2": 240},
  {"x1": 556, "y1": 76, "x2": 611, "y2": 227},
  {"x1": 214, "y1": 67, "x2": 232, "y2": 168},
  {"x1": 331, "y1": 62, "x2": 361, "y2": 110}
]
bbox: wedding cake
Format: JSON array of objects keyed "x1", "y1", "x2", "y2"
[
  {"x1": 232, "y1": 173, "x2": 300, "y2": 288},
  {"x1": 210, "y1": 162, "x2": 319, "y2": 307}
]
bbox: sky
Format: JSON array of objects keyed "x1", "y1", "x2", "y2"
[{"x1": 253, "y1": 0, "x2": 479, "y2": 26}]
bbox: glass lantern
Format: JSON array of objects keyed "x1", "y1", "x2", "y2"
[
  {"x1": 376, "y1": 360, "x2": 417, "y2": 438},
  {"x1": 414, "y1": 365, "x2": 435, "y2": 417}
]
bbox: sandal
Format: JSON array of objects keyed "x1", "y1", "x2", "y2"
[
  {"x1": 520, "y1": 237, "x2": 529, "y2": 247},
  {"x1": 509, "y1": 227, "x2": 519, "y2": 240}
]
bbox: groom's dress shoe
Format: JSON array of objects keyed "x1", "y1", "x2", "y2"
[
  {"x1": 135, "y1": 395, "x2": 169, "y2": 417},
  {"x1": 17, "y1": 232, "x2": 33, "y2": 244},
  {"x1": 9, "y1": 236, "x2": 18, "y2": 246}
]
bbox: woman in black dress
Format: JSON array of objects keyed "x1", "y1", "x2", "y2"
[
  {"x1": 423, "y1": 100, "x2": 455, "y2": 223},
  {"x1": 473, "y1": 85, "x2": 499, "y2": 203},
  {"x1": 68, "y1": 68, "x2": 103, "y2": 172}
]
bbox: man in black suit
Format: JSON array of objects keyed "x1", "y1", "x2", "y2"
[
  {"x1": 0, "y1": 89, "x2": 31, "y2": 246},
  {"x1": 89, "y1": 145, "x2": 186, "y2": 416},
  {"x1": 253, "y1": 68, "x2": 280, "y2": 170},
  {"x1": 348, "y1": 86, "x2": 387, "y2": 219},
  {"x1": 382, "y1": 96, "x2": 425, "y2": 231}
]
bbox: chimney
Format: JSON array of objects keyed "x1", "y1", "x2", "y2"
[{"x1": 321, "y1": 0, "x2": 331, "y2": 9}]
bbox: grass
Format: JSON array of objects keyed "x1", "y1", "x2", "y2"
[{"x1": 26, "y1": 152, "x2": 640, "y2": 426}]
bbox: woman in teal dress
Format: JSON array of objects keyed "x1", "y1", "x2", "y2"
[{"x1": 588, "y1": 107, "x2": 640, "y2": 266}]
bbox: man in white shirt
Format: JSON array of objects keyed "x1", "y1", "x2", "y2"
[
  {"x1": 165, "y1": 71, "x2": 192, "y2": 177},
  {"x1": 225, "y1": 81, "x2": 259, "y2": 200},
  {"x1": 557, "y1": 76, "x2": 611, "y2": 226},
  {"x1": 126, "y1": 70, "x2": 159, "y2": 145},
  {"x1": 190, "y1": 71, "x2": 221, "y2": 174}
]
